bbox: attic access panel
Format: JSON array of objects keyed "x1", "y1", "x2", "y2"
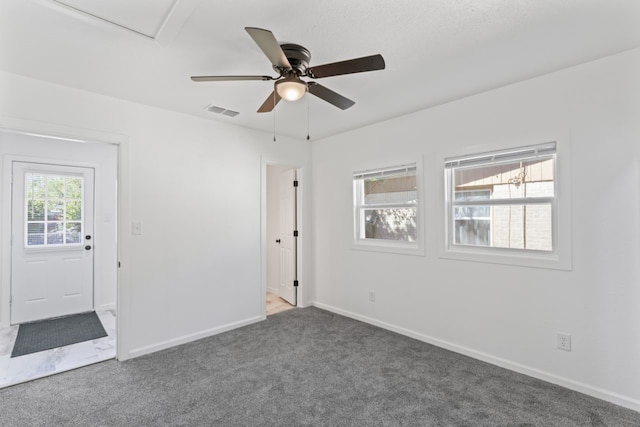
[{"x1": 53, "y1": 0, "x2": 178, "y2": 38}]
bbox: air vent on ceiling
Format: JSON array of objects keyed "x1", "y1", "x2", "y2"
[{"x1": 205, "y1": 104, "x2": 239, "y2": 117}]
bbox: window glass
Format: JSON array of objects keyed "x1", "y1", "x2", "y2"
[
  {"x1": 363, "y1": 207, "x2": 417, "y2": 241},
  {"x1": 354, "y1": 164, "x2": 419, "y2": 246},
  {"x1": 453, "y1": 190, "x2": 491, "y2": 246},
  {"x1": 25, "y1": 173, "x2": 83, "y2": 247},
  {"x1": 446, "y1": 143, "x2": 555, "y2": 252}
]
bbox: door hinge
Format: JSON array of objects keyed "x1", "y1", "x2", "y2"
[
  {"x1": 293, "y1": 180, "x2": 299, "y2": 187},
  {"x1": 118, "y1": 261, "x2": 121, "y2": 268},
  {"x1": 293, "y1": 280, "x2": 299, "y2": 287},
  {"x1": 293, "y1": 230, "x2": 298, "y2": 237}
]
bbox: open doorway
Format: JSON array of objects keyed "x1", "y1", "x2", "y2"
[
  {"x1": 0, "y1": 129, "x2": 118, "y2": 388},
  {"x1": 265, "y1": 164, "x2": 299, "y2": 316}
]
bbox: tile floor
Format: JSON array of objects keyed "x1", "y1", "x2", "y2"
[
  {"x1": 0, "y1": 310, "x2": 116, "y2": 388},
  {"x1": 266, "y1": 291, "x2": 295, "y2": 316}
]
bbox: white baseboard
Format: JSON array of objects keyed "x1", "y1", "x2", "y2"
[
  {"x1": 127, "y1": 315, "x2": 266, "y2": 360},
  {"x1": 311, "y1": 301, "x2": 640, "y2": 413},
  {"x1": 267, "y1": 286, "x2": 279, "y2": 294},
  {"x1": 96, "y1": 303, "x2": 116, "y2": 312}
]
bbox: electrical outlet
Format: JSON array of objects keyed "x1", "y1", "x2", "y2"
[
  {"x1": 369, "y1": 291, "x2": 376, "y2": 302},
  {"x1": 557, "y1": 333, "x2": 572, "y2": 351},
  {"x1": 132, "y1": 221, "x2": 143, "y2": 235}
]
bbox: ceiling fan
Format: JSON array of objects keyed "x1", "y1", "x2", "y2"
[{"x1": 191, "y1": 27, "x2": 385, "y2": 113}]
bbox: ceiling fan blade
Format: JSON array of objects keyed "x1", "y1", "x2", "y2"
[
  {"x1": 191, "y1": 75, "x2": 275, "y2": 82},
  {"x1": 307, "y1": 82, "x2": 355, "y2": 110},
  {"x1": 257, "y1": 90, "x2": 282, "y2": 113},
  {"x1": 307, "y1": 54, "x2": 385, "y2": 79},
  {"x1": 245, "y1": 27, "x2": 292, "y2": 70}
]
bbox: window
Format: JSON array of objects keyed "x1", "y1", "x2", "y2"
[
  {"x1": 25, "y1": 173, "x2": 84, "y2": 247},
  {"x1": 445, "y1": 142, "x2": 556, "y2": 253},
  {"x1": 454, "y1": 190, "x2": 491, "y2": 246},
  {"x1": 354, "y1": 163, "x2": 422, "y2": 254}
]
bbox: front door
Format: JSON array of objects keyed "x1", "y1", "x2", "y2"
[
  {"x1": 11, "y1": 162, "x2": 95, "y2": 324},
  {"x1": 278, "y1": 168, "x2": 297, "y2": 306}
]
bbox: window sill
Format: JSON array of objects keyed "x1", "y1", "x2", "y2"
[
  {"x1": 352, "y1": 240, "x2": 425, "y2": 256},
  {"x1": 440, "y1": 245, "x2": 571, "y2": 271}
]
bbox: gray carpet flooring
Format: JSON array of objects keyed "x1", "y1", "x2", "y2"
[{"x1": 0, "y1": 307, "x2": 638, "y2": 426}]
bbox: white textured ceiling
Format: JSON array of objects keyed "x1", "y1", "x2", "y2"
[
  {"x1": 1, "y1": 0, "x2": 639, "y2": 140},
  {"x1": 52, "y1": 0, "x2": 179, "y2": 38}
]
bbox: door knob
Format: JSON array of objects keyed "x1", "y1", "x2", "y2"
[
  {"x1": 85, "y1": 245, "x2": 92, "y2": 250},
  {"x1": 275, "y1": 239, "x2": 281, "y2": 243}
]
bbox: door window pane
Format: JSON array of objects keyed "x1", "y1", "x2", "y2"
[
  {"x1": 47, "y1": 222, "x2": 63, "y2": 233},
  {"x1": 27, "y1": 234, "x2": 45, "y2": 246},
  {"x1": 27, "y1": 200, "x2": 45, "y2": 221},
  {"x1": 28, "y1": 223, "x2": 44, "y2": 234},
  {"x1": 47, "y1": 176, "x2": 65, "y2": 198},
  {"x1": 25, "y1": 173, "x2": 84, "y2": 247},
  {"x1": 27, "y1": 175, "x2": 46, "y2": 199},
  {"x1": 46, "y1": 233, "x2": 64, "y2": 245},
  {"x1": 27, "y1": 223, "x2": 45, "y2": 246},
  {"x1": 66, "y1": 200, "x2": 82, "y2": 221},
  {"x1": 66, "y1": 177, "x2": 82, "y2": 199},
  {"x1": 46, "y1": 200, "x2": 64, "y2": 221},
  {"x1": 66, "y1": 222, "x2": 82, "y2": 244}
]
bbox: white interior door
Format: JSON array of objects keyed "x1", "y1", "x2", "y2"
[
  {"x1": 11, "y1": 162, "x2": 95, "y2": 324},
  {"x1": 278, "y1": 168, "x2": 297, "y2": 306}
]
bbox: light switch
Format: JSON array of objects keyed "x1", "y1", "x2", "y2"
[{"x1": 132, "y1": 221, "x2": 143, "y2": 235}]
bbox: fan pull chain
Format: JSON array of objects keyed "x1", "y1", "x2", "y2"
[
  {"x1": 273, "y1": 91, "x2": 277, "y2": 142},
  {"x1": 306, "y1": 95, "x2": 311, "y2": 141}
]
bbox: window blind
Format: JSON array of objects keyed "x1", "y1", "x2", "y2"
[
  {"x1": 445, "y1": 142, "x2": 556, "y2": 169},
  {"x1": 353, "y1": 164, "x2": 417, "y2": 180}
]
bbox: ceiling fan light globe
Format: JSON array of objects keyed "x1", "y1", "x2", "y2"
[{"x1": 276, "y1": 79, "x2": 307, "y2": 102}]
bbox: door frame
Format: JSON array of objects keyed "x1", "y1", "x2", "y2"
[
  {"x1": 0, "y1": 116, "x2": 130, "y2": 361},
  {"x1": 260, "y1": 158, "x2": 306, "y2": 317}
]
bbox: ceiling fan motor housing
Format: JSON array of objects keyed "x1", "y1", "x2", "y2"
[{"x1": 278, "y1": 43, "x2": 311, "y2": 75}]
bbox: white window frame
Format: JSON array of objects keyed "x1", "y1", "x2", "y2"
[
  {"x1": 438, "y1": 138, "x2": 571, "y2": 270},
  {"x1": 352, "y1": 160, "x2": 424, "y2": 256}
]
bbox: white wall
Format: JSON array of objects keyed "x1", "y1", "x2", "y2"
[
  {"x1": 311, "y1": 48, "x2": 640, "y2": 410},
  {"x1": 0, "y1": 131, "x2": 118, "y2": 325},
  {"x1": 0, "y1": 70, "x2": 312, "y2": 359}
]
